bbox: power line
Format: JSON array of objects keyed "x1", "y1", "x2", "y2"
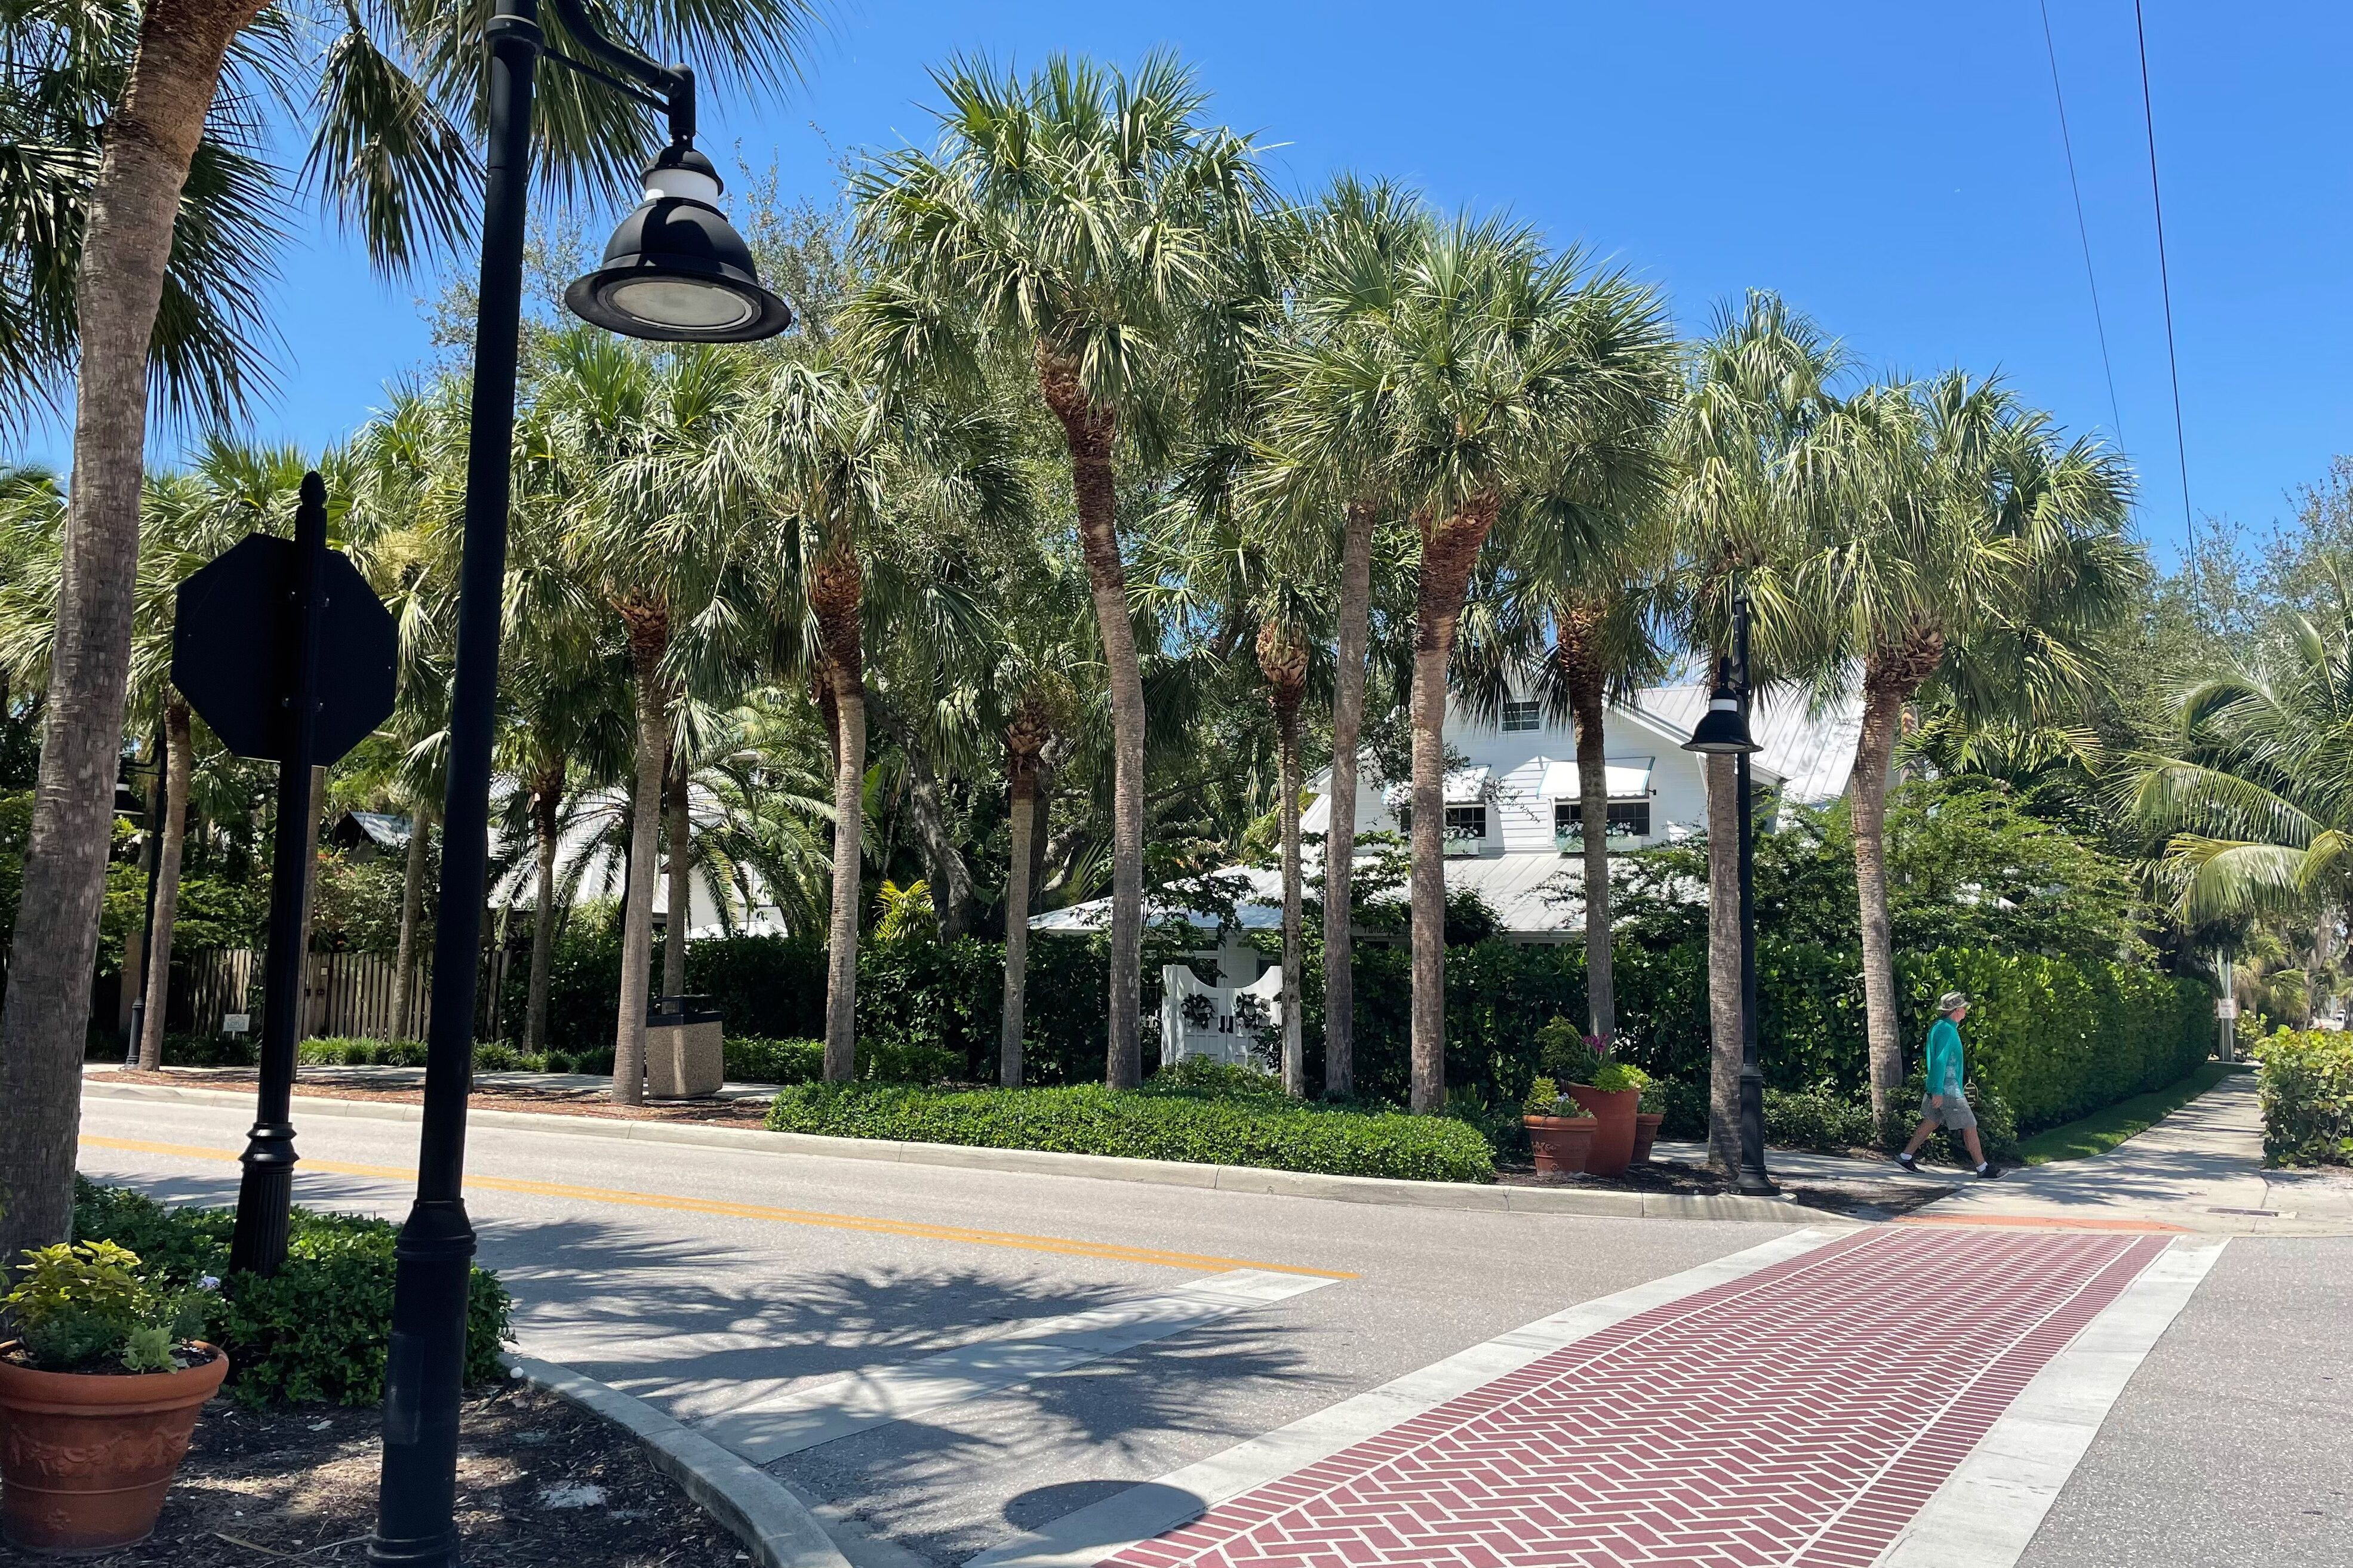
[
  {"x1": 2133, "y1": 0, "x2": 2197, "y2": 552},
  {"x1": 2038, "y1": 0, "x2": 2124, "y2": 444}
]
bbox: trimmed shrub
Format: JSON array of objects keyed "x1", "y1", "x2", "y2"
[
  {"x1": 724, "y1": 1036, "x2": 825, "y2": 1083},
  {"x1": 2254, "y1": 1029, "x2": 2353, "y2": 1166},
  {"x1": 71, "y1": 1179, "x2": 511, "y2": 1406},
  {"x1": 764, "y1": 1076, "x2": 1496, "y2": 1183}
]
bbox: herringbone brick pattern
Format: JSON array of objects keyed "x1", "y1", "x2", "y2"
[{"x1": 1109, "y1": 1228, "x2": 2169, "y2": 1568}]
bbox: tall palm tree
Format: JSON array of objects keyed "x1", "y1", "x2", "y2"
[
  {"x1": 548, "y1": 334, "x2": 764, "y2": 1103},
  {"x1": 749, "y1": 341, "x2": 1024, "y2": 1079},
  {"x1": 1248, "y1": 175, "x2": 1428, "y2": 1098},
  {"x1": 2129, "y1": 582, "x2": 2353, "y2": 926},
  {"x1": 1, "y1": 0, "x2": 820, "y2": 1264},
  {"x1": 1800, "y1": 371, "x2": 2139, "y2": 1117},
  {"x1": 1665, "y1": 294, "x2": 1842, "y2": 1172},
  {"x1": 1364, "y1": 217, "x2": 1676, "y2": 1111},
  {"x1": 853, "y1": 52, "x2": 1272, "y2": 1088}
]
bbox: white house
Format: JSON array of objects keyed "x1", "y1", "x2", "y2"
[{"x1": 1032, "y1": 680, "x2": 1862, "y2": 953}]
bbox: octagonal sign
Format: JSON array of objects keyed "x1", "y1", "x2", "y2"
[{"x1": 171, "y1": 533, "x2": 398, "y2": 764}]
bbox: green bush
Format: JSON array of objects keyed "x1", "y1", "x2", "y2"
[
  {"x1": 2254, "y1": 1029, "x2": 2353, "y2": 1166},
  {"x1": 765, "y1": 1076, "x2": 1496, "y2": 1183},
  {"x1": 724, "y1": 1036, "x2": 824, "y2": 1083},
  {"x1": 72, "y1": 1179, "x2": 511, "y2": 1406}
]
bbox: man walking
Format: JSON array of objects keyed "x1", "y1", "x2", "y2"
[{"x1": 1896, "y1": 991, "x2": 2000, "y2": 1179}]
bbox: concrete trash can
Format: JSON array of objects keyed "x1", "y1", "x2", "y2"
[{"x1": 645, "y1": 994, "x2": 724, "y2": 1099}]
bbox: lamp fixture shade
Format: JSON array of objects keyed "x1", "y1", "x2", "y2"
[
  {"x1": 1681, "y1": 676, "x2": 1761, "y2": 756},
  {"x1": 565, "y1": 147, "x2": 793, "y2": 343}
]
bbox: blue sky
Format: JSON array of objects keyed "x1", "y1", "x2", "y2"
[{"x1": 19, "y1": 1, "x2": 2351, "y2": 564}]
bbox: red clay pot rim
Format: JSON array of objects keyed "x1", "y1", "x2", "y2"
[
  {"x1": 0, "y1": 1341, "x2": 228, "y2": 1412},
  {"x1": 1521, "y1": 1113, "x2": 1599, "y2": 1128}
]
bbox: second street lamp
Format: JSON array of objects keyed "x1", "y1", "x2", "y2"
[
  {"x1": 367, "y1": 4, "x2": 788, "y2": 1563},
  {"x1": 1681, "y1": 591, "x2": 1776, "y2": 1196}
]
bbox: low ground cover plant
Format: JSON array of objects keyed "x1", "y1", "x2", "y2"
[
  {"x1": 71, "y1": 1180, "x2": 512, "y2": 1404},
  {"x1": 2254, "y1": 1028, "x2": 2353, "y2": 1166},
  {"x1": 765, "y1": 1061, "x2": 1496, "y2": 1183}
]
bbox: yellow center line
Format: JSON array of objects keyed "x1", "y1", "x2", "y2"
[{"x1": 79, "y1": 1135, "x2": 1357, "y2": 1280}]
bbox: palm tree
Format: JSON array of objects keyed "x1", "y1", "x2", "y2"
[
  {"x1": 0, "y1": 0, "x2": 820, "y2": 1263},
  {"x1": 749, "y1": 338, "x2": 1025, "y2": 1079},
  {"x1": 1800, "y1": 371, "x2": 2139, "y2": 1118},
  {"x1": 853, "y1": 52, "x2": 1272, "y2": 1088},
  {"x1": 2131, "y1": 569, "x2": 2353, "y2": 926},
  {"x1": 1249, "y1": 175, "x2": 1428, "y2": 1098},
  {"x1": 548, "y1": 334, "x2": 765, "y2": 1103},
  {"x1": 1362, "y1": 217, "x2": 1676, "y2": 1111},
  {"x1": 1665, "y1": 294, "x2": 1843, "y2": 1172},
  {"x1": 984, "y1": 551, "x2": 1091, "y2": 1087}
]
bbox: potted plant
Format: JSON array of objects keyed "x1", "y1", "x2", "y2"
[
  {"x1": 1536, "y1": 1019, "x2": 1646, "y2": 1179},
  {"x1": 1521, "y1": 1076, "x2": 1598, "y2": 1175},
  {"x1": 0, "y1": 1240, "x2": 228, "y2": 1554},
  {"x1": 1632, "y1": 1080, "x2": 1667, "y2": 1166}
]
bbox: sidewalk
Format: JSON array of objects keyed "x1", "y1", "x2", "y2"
[{"x1": 1912, "y1": 1071, "x2": 2353, "y2": 1237}]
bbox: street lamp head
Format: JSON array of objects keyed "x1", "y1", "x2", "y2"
[
  {"x1": 565, "y1": 146, "x2": 793, "y2": 343},
  {"x1": 1681, "y1": 658, "x2": 1761, "y2": 756}
]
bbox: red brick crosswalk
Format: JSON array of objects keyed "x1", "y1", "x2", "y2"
[{"x1": 1108, "y1": 1228, "x2": 2169, "y2": 1568}]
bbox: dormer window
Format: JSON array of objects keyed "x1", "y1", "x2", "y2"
[{"x1": 1502, "y1": 700, "x2": 1542, "y2": 732}]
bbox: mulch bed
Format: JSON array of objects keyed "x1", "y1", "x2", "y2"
[
  {"x1": 0, "y1": 1382, "x2": 746, "y2": 1567},
  {"x1": 104, "y1": 1068, "x2": 772, "y2": 1126},
  {"x1": 1496, "y1": 1156, "x2": 1953, "y2": 1218}
]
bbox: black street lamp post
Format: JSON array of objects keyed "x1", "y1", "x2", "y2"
[
  {"x1": 1681, "y1": 590, "x2": 1776, "y2": 1196},
  {"x1": 367, "y1": 5, "x2": 788, "y2": 1562}
]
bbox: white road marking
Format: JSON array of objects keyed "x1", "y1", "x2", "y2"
[
  {"x1": 965, "y1": 1227, "x2": 1853, "y2": 1568},
  {"x1": 1875, "y1": 1235, "x2": 2228, "y2": 1568},
  {"x1": 670, "y1": 1268, "x2": 1339, "y2": 1464}
]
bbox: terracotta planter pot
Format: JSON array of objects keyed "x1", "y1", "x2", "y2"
[
  {"x1": 1631, "y1": 1111, "x2": 1665, "y2": 1166},
  {"x1": 1567, "y1": 1084, "x2": 1640, "y2": 1178},
  {"x1": 0, "y1": 1341, "x2": 228, "y2": 1555},
  {"x1": 1523, "y1": 1114, "x2": 1598, "y2": 1175}
]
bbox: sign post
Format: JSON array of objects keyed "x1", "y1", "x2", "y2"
[{"x1": 173, "y1": 473, "x2": 396, "y2": 1275}]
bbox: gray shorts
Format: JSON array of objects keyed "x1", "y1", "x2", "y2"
[{"x1": 1921, "y1": 1090, "x2": 1976, "y2": 1131}]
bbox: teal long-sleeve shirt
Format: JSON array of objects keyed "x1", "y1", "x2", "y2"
[{"x1": 1924, "y1": 1015, "x2": 1965, "y2": 1098}]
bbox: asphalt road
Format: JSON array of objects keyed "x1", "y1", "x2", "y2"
[
  {"x1": 76, "y1": 1092, "x2": 2353, "y2": 1567},
  {"x1": 2018, "y1": 1235, "x2": 2353, "y2": 1568},
  {"x1": 75, "y1": 1094, "x2": 1793, "y2": 1565}
]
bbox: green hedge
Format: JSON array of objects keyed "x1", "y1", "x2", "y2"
[
  {"x1": 1903, "y1": 950, "x2": 2210, "y2": 1134},
  {"x1": 764, "y1": 1068, "x2": 1497, "y2": 1183},
  {"x1": 2254, "y1": 1029, "x2": 2353, "y2": 1166},
  {"x1": 72, "y1": 1179, "x2": 512, "y2": 1406}
]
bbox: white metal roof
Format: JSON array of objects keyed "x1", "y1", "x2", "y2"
[{"x1": 1633, "y1": 684, "x2": 1862, "y2": 806}]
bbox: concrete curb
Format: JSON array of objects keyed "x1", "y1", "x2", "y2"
[
  {"x1": 505, "y1": 1353, "x2": 851, "y2": 1568},
  {"x1": 84, "y1": 1076, "x2": 1854, "y2": 1227}
]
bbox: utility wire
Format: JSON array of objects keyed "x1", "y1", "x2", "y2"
[
  {"x1": 2038, "y1": 0, "x2": 2124, "y2": 443},
  {"x1": 2133, "y1": 0, "x2": 2197, "y2": 552}
]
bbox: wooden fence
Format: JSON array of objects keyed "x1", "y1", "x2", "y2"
[{"x1": 170, "y1": 945, "x2": 516, "y2": 1043}]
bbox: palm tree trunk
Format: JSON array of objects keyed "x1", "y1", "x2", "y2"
[
  {"x1": 613, "y1": 613, "x2": 670, "y2": 1105},
  {"x1": 871, "y1": 694, "x2": 974, "y2": 940},
  {"x1": 1407, "y1": 497, "x2": 1498, "y2": 1113},
  {"x1": 1850, "y1": 670, "x2": 1911, "y2": 1121},
  {"x1": 1560, "y1": 610, "x2": 1616, "y2": 1049},
  {"x1": 813, "y1": 549, "x2": 866, "y2": 1082},
  {"x1": 1000, "y1": 745, "x2": 1039, "y2": 1087},
  {"x1": 390, "y1": 797, "x2": 433, "y2": 1041},
  {"x1": 1276, "y1": 696, "x2": 1306, "y2": 1096},
  {"x1": 1038, "y1": 349, "x2": 1145, "y2": 1089},
  {"x1": 1704, "y1": 751, "x2": 1742, "y2": 1175},
  {"x1": 1259, "y1": 621, "x2": 1309, "y2": 1097},
  {"x1": 136, "y1": 700, "x2": 193, "y2": 1070},
  {"x1": 524, "y1": 766, "x2": 563, "y2": 1055},
  {"x1": 1321, "y1": 500, "x2": 1376, "y2": 1098},
  {"x1": 663, "y1": 754, "x2": 690, "y2": 1000},
  {"x1": 0, "y1": 0, "x2": 267, "y2": 1265}
]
